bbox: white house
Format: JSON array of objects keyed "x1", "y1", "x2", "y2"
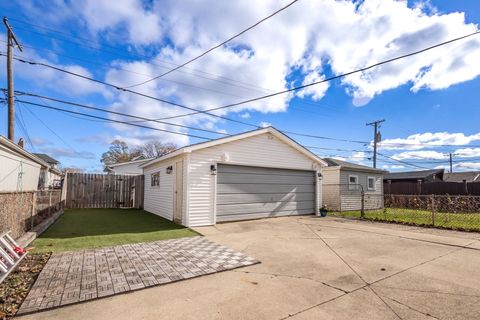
[
  {"x1": 0, "y1": 136, "x2": 49, "y2": 192},
  {"x1": 33, "y1": 153, "x2": 63, "y2": 189},
  {"x1": 141, "y1": 127, "x2": 327, "y2": 227},
  {"x1": 322, "y1": 158, "x2": 386, "y2": 211},
  {"x1": 106, "y1": 157, "x2": 152, "y2": 175}
]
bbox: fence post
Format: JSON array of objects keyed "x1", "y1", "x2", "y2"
[
  {"x1": 361, "y1": 189, "x2": 365, "y2": 218},
  {"x1": 431, "y1": 194, "x2": 435, "y2": 226},
  {"x1": 30, "y1": 192, "x2": 37, "y2": 230},
  {"x1": 417, "y1": 179, "x2": 422, "y2": 194},
  {"x1": 49, "y1": 190, "x2": 52, "y2": 215}
]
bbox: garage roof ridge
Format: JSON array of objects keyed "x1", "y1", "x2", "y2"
[{"x1": 140, "y1": 127, "x2": 327, "y2": 168}]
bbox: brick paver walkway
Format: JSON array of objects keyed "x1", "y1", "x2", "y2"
[{"x1": 18, "y1": 237, "x2": 258, "y2": 315}]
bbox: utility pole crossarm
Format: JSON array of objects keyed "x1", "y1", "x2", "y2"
[
  {"x1": 3, "y1": 17, "x2": 23, "y2": 52},
  {"x1": 366, "y1": 119, "x2": 385, "y2": 169},
  {"x1": 3, "y1": 16, "x2": 23, "y2": 142}
]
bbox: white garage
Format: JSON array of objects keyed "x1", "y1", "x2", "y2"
[{"x1": 141, "y1": 127, "x2": 327, "y2": 227}]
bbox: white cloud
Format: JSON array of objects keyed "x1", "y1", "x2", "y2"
[
  {"x1": 4, "y1": 50, "x2": 107, "y2": 96},
  {"x1": 77, "y1": 0, "x2": 480, "y2": 115},
  {"x1": 350, "y1": 151, "x2": 366, "y2": 162},
  {"x1": 259, "y1": 121, "x2": 272, "y2": 128},
  {"x1": 13, "y1": 0, "x2": 480, "y2": 145},
  {"x1": 38, "y1": 147, "x2": 96, "y2": 160},
  {"x1": 435, "y1": 162, "x2": 480, "y2": 171},
  {"x1": 453, "y1": 148, "x2": 480, "y2": 158},
  {"x1": 392, "y1": 150, "x2": 447, "y2": 160},
  {"x1": 296, "y1": 69, "x2": 329, "y2": 101},
  {"x1": 379, "y1": 132, "x2": 480, "y2": 150},
  {"x1": 382, "y1": 164, "x2": 405, "y2": 170},
  {"x1": 456, "y1": 162, "x2": 480, "y2": 170},
  {"x1": 239, "y1": 112, "x2": 251, "y2": 119},
  {"x1": 76, "y1": 0, "x2": 163, "y2": 45}
]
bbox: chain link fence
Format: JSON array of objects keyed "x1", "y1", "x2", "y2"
[{"x1": 323, "y1": 183, "x2": 480, "y2": 231}]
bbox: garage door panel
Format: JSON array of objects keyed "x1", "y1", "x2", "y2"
[
  {"x1": 218, "y1": 174, "x2": 314, "y2": 185},
  {"x1": 217, "y1": 200, "x2": 314, "y2": 216},
  {"x1": 217, "y1": 209, "x2": 314, "y2": 222},
  {"x1": 217, "y1": 192, "x2": 314, "y2": 205},
  {"x1": 216, "y1": 164, "x2": 315, "y2": 221},
  {"x1": 217, "y1": 184, "x2": 314, "y2": 194},
  {"x1": 217, "y1": 165, "x2": 314, "y2": 177}
]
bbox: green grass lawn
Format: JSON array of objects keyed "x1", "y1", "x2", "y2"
[
  {"x1": 330, "y1": 208, "x2": 480, "y2": 231},
  {"x1": 30, "y1": 209, "x2": 199, "y2": 253}
]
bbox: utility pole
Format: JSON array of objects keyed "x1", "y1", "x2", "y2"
[
  {"x1": 3, "y1": 17, "x2": 23, "y2": 141},
  {"x1": 449, "y1": 153, "x2": 453, "y2": 173},
  {"x1": 366, "y1": 119, "x2": 385, "y2": 168}
]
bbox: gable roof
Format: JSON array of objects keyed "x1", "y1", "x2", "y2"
[
  {"x1": 0, "y1": 136, "x2": 49, "y2": 168},
  {"x1": 384, "y1": 169, "x2": 444, "y2": 181},
  {"x1": 107, "y1": 158, "x2": 153, "y2": 168},
  {"x1": 443, "y1": 171, "x2": 480, "y2": 183},
  {"x1": 141, "y1": 127, "x2": 327, "y2": 168},
  {"x1": 323, "y1": 158, "x2": 386, "y2": 173},
  {"x1": 33, "y1": 153, "x2": 59, "y2": 165}
]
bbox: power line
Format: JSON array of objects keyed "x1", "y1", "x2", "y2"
[
  {"x1": 377, "y1": 152, "x2": 432, "y2": 170},
  {"x1": 378, "y1": 142, "x2": 480, "y2": 148},
  {"x1": 8, "y1": 20, "x2": 279, "y2": 95},
  {"x1": 15, "y1": 91, "x2": 230, "y2": 136},
  {"x1": 0, "y1": 39, "x2": 341, "y2": 118},
  {"x1": 3, "y1": 30, "x2": 478, "y2": 135},
  {"x1": 1, "y1": 81, "x2": 368, "y2": 145},
  {"x1": 306, "y1": 146, "x2": 371, "y2": 153},
  {"x1": 1, "y1": 53, "x2": 259, "y2": 127},
  {"x1": 123, "y1": 0, "x2": 300, "y2": 88},
  {"x1": 2, "y1": 99, "x2": 213, "y2": 141},
  {"x1": 157, "y1": 30, "x2": 480, "y2": 120},
  {"x1": 19, "y1": 100, "x2": 79, "y2": 151},
  {"x1": 8, "y1": 17, "x2": 480, "y2": 123},
  {"x1": 15, "y1": 110, "x2": 35, "y2": 151},
  {"x1": 12, "y1": 52, "x2": 475, "y2": 147},
  {"x1": 17, "y1": 94, "x2": 368, "y2": 145}
]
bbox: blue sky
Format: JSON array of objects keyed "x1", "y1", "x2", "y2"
[{"x1": 0, "y1": 0, "x2": 479, "y2": 172}]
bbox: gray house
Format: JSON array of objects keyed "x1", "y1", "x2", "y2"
[{"x1": 321, "y1": 158, "x2": 386, "y2": 211}]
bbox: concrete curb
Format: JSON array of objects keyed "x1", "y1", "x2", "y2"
[{"x1": 16, "y1": 209, "x2": 64, "y2": 248}]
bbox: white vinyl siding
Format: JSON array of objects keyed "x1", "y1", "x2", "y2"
[
  {"x1": 108, "y1": 161, "x2": 146, "y2": 175},
  {"x1": 0, "y1": 146, "x2": 42, "y2": 191},
  {"x1": 340, "y1": 170, "x2": 383, "y2": 211},
  {"x1": 187, "y1": 133, "x2": 320, "y2": 226},
  {"x1": 321, "y1": 167, "x2": 341, "y2": 211},
  {"x1": 143, "y1": 157, "x2": 178, "y2": 220}
]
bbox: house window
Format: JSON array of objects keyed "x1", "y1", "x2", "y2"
[
  {"x1": 348, "y1": 175, "x2": 358, "y2": 190},
  {"x1": 151, "y1": 172, "x2": 160, "y2": 187},
  {"x1": 367, "y1": 176, "x2": 375, "y2": 191}
]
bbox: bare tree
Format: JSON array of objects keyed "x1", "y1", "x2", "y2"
[
  {"x1": 101, "y1": 140, "x2": 141, "y2": 167},
  {"x1": 133, "y1": 141, "x2": 177, "y2": 158}
]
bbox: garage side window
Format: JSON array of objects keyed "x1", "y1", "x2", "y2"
[
  {"x1": 367, "y1": 176, "x2": 375, "y2": 191},
  {"x1": 348, "y1": 175, "x2": 358, "y2": 190},
  {"x1": 151, "y1": 172, "x2": 160, "y2": 187}
]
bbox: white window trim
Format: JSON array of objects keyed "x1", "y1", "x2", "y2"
[
  {"x1": 367, "y1": 176, "x2": 376, "y2": 191},
  {"x1": 150, "y1": 172, "x2": 160, "y2": 188},
  {"x1": 348, "y1": 175, "x2": 358, "y2": 190}
]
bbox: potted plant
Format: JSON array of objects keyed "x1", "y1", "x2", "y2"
[{"x1": 319, "y1": 205, "x2": 328, "y2": 217}]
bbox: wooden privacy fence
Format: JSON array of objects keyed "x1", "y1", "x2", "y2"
[{"x1": 66, "y1": 173, "x2": 144, "y2": 209}]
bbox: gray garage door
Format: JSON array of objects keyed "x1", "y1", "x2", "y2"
[{"x1": 216, "y1": 164, "x2": 316, "y2": 222}]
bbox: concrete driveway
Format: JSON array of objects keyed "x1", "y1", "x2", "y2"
[{"x1": 19, "y1": 216, "x2": 480, "y2": 320}]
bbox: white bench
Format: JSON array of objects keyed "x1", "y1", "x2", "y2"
[{"x1": 0, "y1": 232, "x2": 27, "y2": 283}]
